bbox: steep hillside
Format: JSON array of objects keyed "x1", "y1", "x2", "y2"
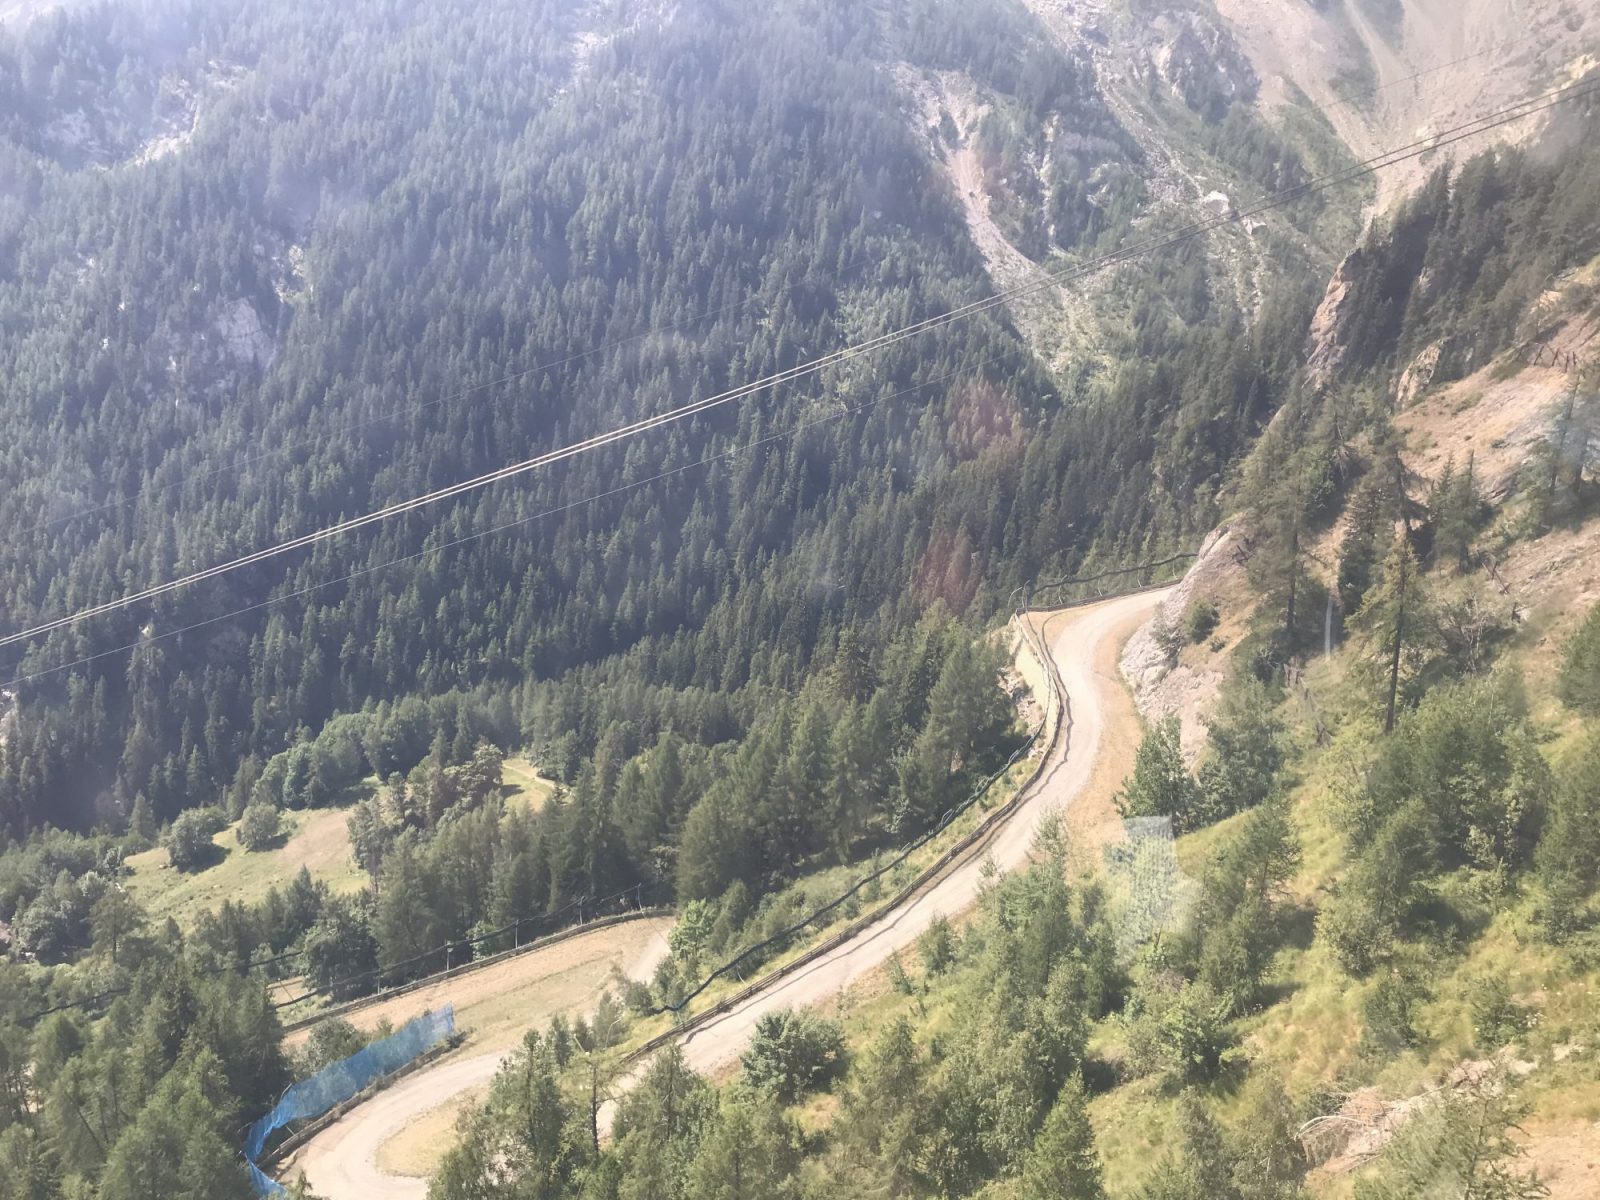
[
  {"x1": 408, "y1": 66, "x2": 1600, "y2": 1200},
  {"x1": 0, "y1": 4, "x2": 1351, "y2": 1195},
  {"x1": 1214, "y1": 0, "x2": 1599, "y2": 207},
  {"x1": 1107, "y1": 103, "x2": 1600, "y2": 1198},
  {"x1": 0, "y1": 3, "x2": 1596, "y2": 1197},
  {"x1": 885, "y1": 0, "x2": 1357, "y2": 369}
]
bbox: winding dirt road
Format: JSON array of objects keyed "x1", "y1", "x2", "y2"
[
  {"x1": 279, "y1": 589, "x2": 1164, "y2": 1198},
  {"x1": 667, "y1": 588, "x2": 1164, "y2": 1078}
]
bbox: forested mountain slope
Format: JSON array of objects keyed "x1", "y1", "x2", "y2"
[
  {"x1": 420, "y1": 92, "x2": 1600, "y2": 1200},
  {"x1": 0, "y1": 0, "x2": 1596, "y2": 1195},
  {"x1": 0, "y1": 0, "x2": 1314, "y2": 840}
]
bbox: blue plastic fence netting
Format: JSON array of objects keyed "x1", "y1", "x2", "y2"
[{"x1": 244, "y1": 1005, "x2": 455, "y2": 1196}]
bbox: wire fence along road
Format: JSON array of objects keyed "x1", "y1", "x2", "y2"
[
  {"x1": 269, "y1": 575, "x2": 1183, "y2": 1200},
  {"x1": 244, "y1": 1006, "x2": 456, "y2": 1197},
  {"x1": 255, "y1": 561, "x2": 1186, "y2": 1200},
  {"x1": 622, "y1": 588, "x2": 1171, "y2": 1095},
  {"x1": 271, "y1": 883, "x2": 663, "y2": 1016},
  {"x1": 637, "y1": 555, "x2": 1196, "y2": 1020},
  {"x1": 19, "y1": 880, "x2": 662, "y2": 1028}
]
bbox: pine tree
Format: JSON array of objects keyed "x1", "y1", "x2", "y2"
[
  {"x1": 302, "y1": 895, "x2": 379, "y2": 1001},
  {"x1": 836, "y1": 1017, "x2": 929, "y2": 1195},
  {"x1": 686, "y1": 1093, "x2": 802, "y2": 1200},
  {"x1": 1115, "y1": 716, "x2": 1197, "y2": 827},
  {"x1": 1017, "y1": 1077, "x2": 1106, "y2": 1200},
  {"x1": 0, "y1": 1124, "x2": 60, "y2": 1200},
  {"x1": 1557, "y1": 601, "x2": 1600, "y2": 715},
  {"x1": 1338, "y1": 475, "x2": 1388, "y2": 614},
  {"x1": 88, "y1": 887, "x2": 147, "y2": 966},
  {"x1": 611, "y1": 1045, "x2": 713, "y2": 1197},
  {"x1": 1195, "y1": 678, "x2": 1284, "y2": 825},
  {"x1": 827, "y1": 692, "x2": 893, "y2": 862},
  {"x1": 1135, "y1": 1093, "x2": 1238, "y2": 1200},
  {"x1": 1355, "y1": 537, "x2": 1432, "y2": 734},
  {"x1": 1355, "y1": 1076, "x2": 1547, "y2": 1200},
  {"x1": 831, "y1": 627, "x2": 877, "y2": 704},
  {"x1": 97, "y1": 1050, "x2": 253, "y2": 1200},
  {"x1": 1429, "y1": 453, "x2": 1481, "y2": 572},
  {"x1": 1535, "y1": 725, "x2": 1600, "y2": 938},
  {"x1": 127, "y1": 793, "x2": 157, "y2": 845}
]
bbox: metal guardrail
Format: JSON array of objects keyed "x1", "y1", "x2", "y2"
[
  {"x1": 246, "y1": 556, "x2": 1191, "y2": 1195},
  {"x1": 278, "y1": 907, "x2": 671, "y2": 1035}
]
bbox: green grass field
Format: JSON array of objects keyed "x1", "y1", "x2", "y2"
[
  {"x1": 500, "y1": 757, "x2": 559, "y2": 811},
  {"x1": 123, "y1": 800, "x2": 369, "y2": 930},
  {"x1": 123, "y1": 759, "x2": 558, "y2": 931}
]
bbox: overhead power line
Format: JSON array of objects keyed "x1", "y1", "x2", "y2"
[
  {"x1": 14, "y1": 285, "x2": 791, "y2": 542},
  {"x1": 1319, "y1": 32, "x2": 1544, "y2": 113},
  {"x1": 0, "y1": 351, "x2": 1002, "y2": 690},
  {"x1": 10, "y1": 30, "x2": 1539, "y2": 548},
  {"x1": 6, "y1": 32, "x2": 1536, "y2": 550},
  {"x1": 2, "y1": 73, "x2": 1595, "y2": 660}
]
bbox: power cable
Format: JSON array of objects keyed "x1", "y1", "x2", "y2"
[
  {"x1": 1317, "y1": 31, "x2": 1545, "y2": 113},
  {"x1": 3, "y1": 73, "x2": 1595, "y2": 660},
  {"x1": 1, "y1": 350, "x2": 1002, "y2": 689},
  {"x1": 12, "y1": 284, "x2": 794, "y2": 543},
  {"x1": 6, "y1": 31, "x2": 1539, "y2": 543}
]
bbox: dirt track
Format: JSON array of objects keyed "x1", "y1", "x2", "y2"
[{"x1": 279, "y1": 590, "x2": 1165, "y2": 1198}]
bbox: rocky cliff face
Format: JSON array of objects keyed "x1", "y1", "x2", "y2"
[
  {"x1": 1149, "y1": 11, "x2": 1259, "y2": 118},
  {"x1": 1303, "y1": 248, "x2": 1362, "y2": 389},
  {"x1": 1119, "y1": 526, "x2": 1241, "y2": 762}
]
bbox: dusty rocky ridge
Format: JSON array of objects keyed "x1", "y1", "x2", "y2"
[
  {"x1": 1303, "y1": 248, "x2": 1363, "y2": 389},
  {"x1": 1119, "y1": 525, "x2": 1238, "y2": 761}
]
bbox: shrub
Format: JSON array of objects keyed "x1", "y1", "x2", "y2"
[
  {"x1": 1195, "y1": 676, "x2": 1284, "y2": 825},
  {"x1": 13, "y1": 872, "x2": 106, "y2": 962},
  {"x1": 165, "y1": 810, "x2": 221, "y2": 872},
  {"x1": 579, "y1": 992, "x2": 627, "y2": 1051},
  {"x1": 1184, "y1": 598, "x2": 1220, "y2": 644},
  {"x1": 619, "y1": 978, "x2": 653, "y2": 1015},
  {"x1": 1152, "y1": 611, "x2": 1185, "y2": 666},
  {"x1": 1319, "y1": 883, "x2": 1395, "y2": 977},
  {"x1": 917, "y1": 914, "x2": 958, "y2": 975},
  {"x1": 296, "y1": 1019, "x2": 368, "y2": 1076},
  {"x1": 1124, "y1": 977, "x2": 1239, "y2": 1083},
  {"x1": 1355, "y1": 1071, "x2": 1544, "y2": 1199},
  {"x1": 741, "y1": 1007, "x2": 845, "y2": 1101},
  {"x1": 886, "y1": 949, "x2": 916, "y2": 997},
  {"x1": 1158, "y1": 981, "x2": 1239, "y2": 1083},
  {"x1": 1359, "y1": 969, "x2": 1430, "y2": 1058},
  {"x1": 237, "y1": 802, "x2": 284, "y2": 852},
  {"x1": 1115, "y1": 716, "x2": 1198, "y2": 828},
  {"x1": 1535, "y1": 727, "x2": 1600, "y2": 939},
  {"x1": 1467, "y1": 976, "x2": 1531, "y2": 1050},
  {"x1": 1355, "y1": 675, "x2": 1549, "y2": 877}
]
